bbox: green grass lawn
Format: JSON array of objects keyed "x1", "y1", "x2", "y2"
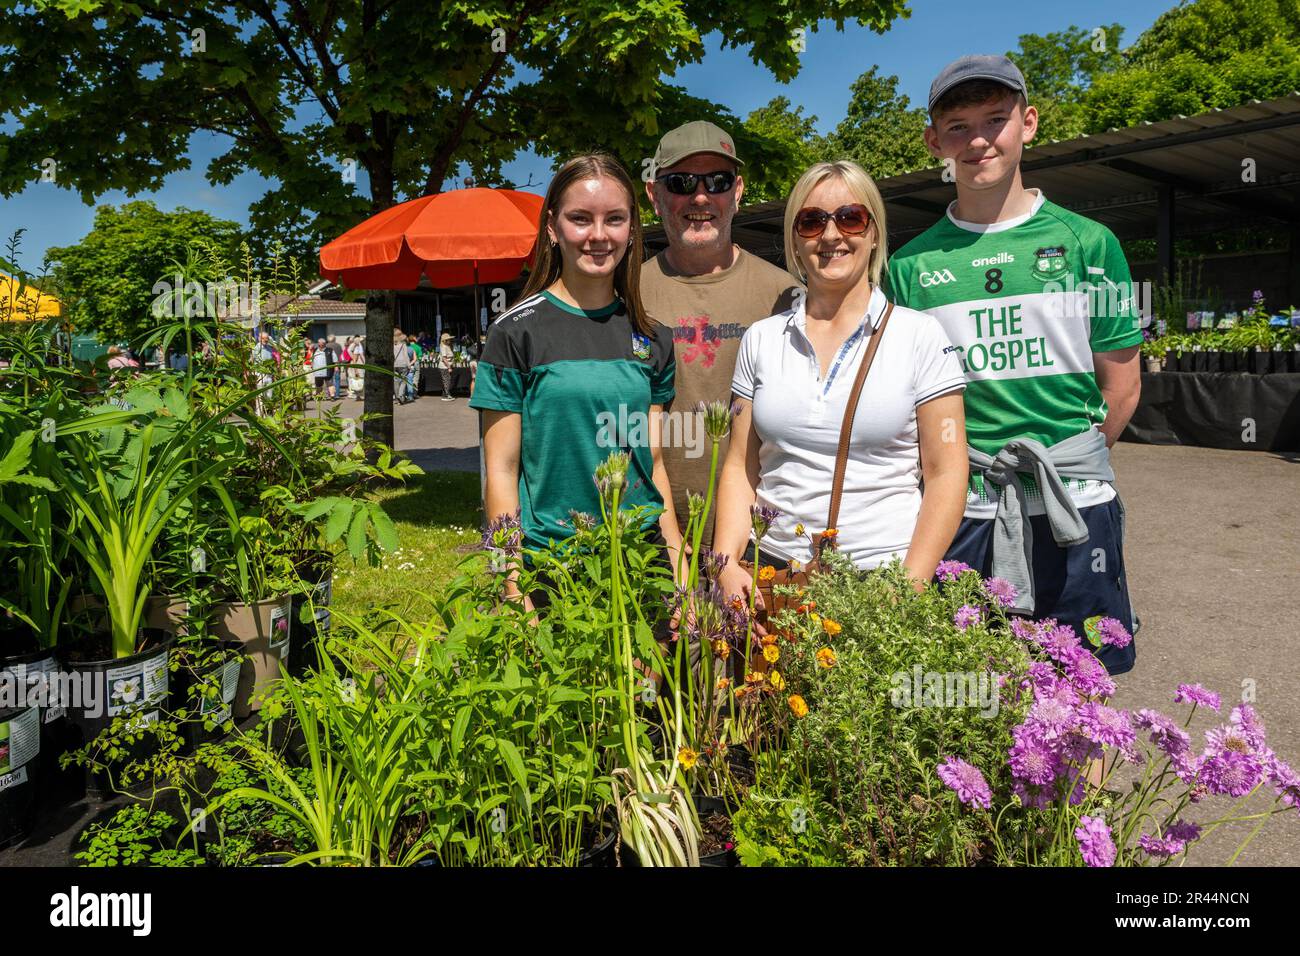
[{"x1": 331, "y1": 470, "x2": 485, "y2": 623}]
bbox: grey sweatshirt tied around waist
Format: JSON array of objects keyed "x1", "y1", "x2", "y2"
[{"x1": 967, "y1": 427, "x2": 1117, "y2": 615}]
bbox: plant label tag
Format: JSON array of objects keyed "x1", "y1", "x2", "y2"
[
  {"x1": 143, "y1": 653, "x2": 169, "y2": 707},
  {"x1": 270, "y1": 602, "x2": 291, "y2": 661},
  {"x1": 0, "y1": 706, "x2": 40, "y2": 773},
  {"x1": 0, "y1": 766, "x2": 28, "y2": 793}
]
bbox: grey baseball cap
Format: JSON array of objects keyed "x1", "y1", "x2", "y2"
[
  {"x1": 653, "y1": 120, "x2": 744, "y2": 172},
  {"x1": 928, "y1": 54, "x2": 1028, "y2": 116}
]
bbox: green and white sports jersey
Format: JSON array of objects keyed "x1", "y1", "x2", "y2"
[{"x1": 887, "y1": 191, "x2": 1142, "y2": 518}]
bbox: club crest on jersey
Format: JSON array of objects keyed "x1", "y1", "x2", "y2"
[
  {"x1": 631, "y1": 332, "x2": 653, "y2": 361},
  {"x1": 1031, "y1": 245, "x2": 1068, "y2": 281}
]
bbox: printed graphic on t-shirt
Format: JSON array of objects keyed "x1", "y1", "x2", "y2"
[{"x1": 673, "y1": 315, "x2": 747, "y2": 368}]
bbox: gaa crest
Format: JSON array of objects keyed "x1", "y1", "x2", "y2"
[{"x1": 1031, "y1": 245, "x2": 1068, "y2": 282}]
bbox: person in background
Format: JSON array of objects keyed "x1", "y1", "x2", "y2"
[
  {"x1": 639, "y1": 120, "x2": 802, "y2": 553},
  {"x1": 347, "y1": 336, "x2": 366, "y2": 399},
  {"x1": 438, "y1": 331, "x2": 456, "y2": 402},
  {"x1": 323, "y1": 334, "x2": 339, "y2": 399},
  {"x1": 312, "y1": 337, "x2": 330, "y2": 399},
  {"x1": 393, "y1": 329, "x2": 412, "y2": 404},
  {"x1": 105, "y1": 345, "x2": 138, "y2": 372}
]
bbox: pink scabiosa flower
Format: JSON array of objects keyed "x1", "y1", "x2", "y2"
[
  {"x1": 1012, "y1": 778, "x2": 1052, "y2": 810},
  {"x1": 1134, "y1": 709, "x2": 1191, "y2": 761},
  {"x1": 1166, "y1": 820, "x2": 1202, "y2": 844},
  {"x1": 1061, "y1": 731, "x2": 1103, "y2": 766},
  {"x1": 1138, "y1": 831, "x2": 1192, "y2": 859},
  {"x1": 1037, "y1": 623, "x2": 1085, "y2": 666},
  {"x1": 1009, "y1": 617, "x2": 1038, "y2": 643},
  {"x1": 1096, "y1": 617, "x2": 1132, "y2": 648},
  {"x1": 954, "y1": 605, "x2": 982, "y2": 631},
  {"x1": 1200, "y1": 748, "x2": 1264, "y2": 798},
  {"x1": 936, "y1": 757, "x2": 992, "y2": 810},
  {"x1": 1228, "y1": 704, "x2": 1267, "y2": 750},
  {"x1": 1075, "y1": 815, "x2": 1116, "y2": 867},
  {"x1": 935, "y1": 559, "x2": 973, "y2": 582},
  {"x1": 983, "y1": 577, "x2": 1018, "y2": 608},
  {"x1": 1025, "y1": 692, "x2": 1078, "y2": 743},
  {"x1": 1065, "y1": 650, "x2": 1116, "y2": 699},
  {"x1": 1265, "y1": 756, "x2": 1300, "y2": 810},
  {"x1": 1174, "y1": 683, "x2": 1221, "y2": 712},
  {"x1": 1009, "y1": 727, "x2": 1062, "y2": 786},
  {"x1": 1078, "y1": 702, "x2": 1136, "y2": 753}
]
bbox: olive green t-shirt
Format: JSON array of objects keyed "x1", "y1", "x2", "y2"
[{"x1": 640, "y1": 247, "x2": 801, "y2": 546}]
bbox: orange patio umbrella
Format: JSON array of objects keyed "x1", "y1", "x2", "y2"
[{"x1": 318, "y1": 188, "x2": 544, "y2": 291}]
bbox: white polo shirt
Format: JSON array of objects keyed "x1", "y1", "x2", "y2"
[{"x1": 732, "y1": 285, "x2": 966, "y2": 568}]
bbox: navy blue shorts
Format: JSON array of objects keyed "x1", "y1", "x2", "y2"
[{"x1": 945, "y1": 497, "x2": 1137, "y2": 676}]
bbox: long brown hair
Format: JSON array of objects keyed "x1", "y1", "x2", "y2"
[{"x1": 520, "y1": 153, "x2": 653, "y2": 337}]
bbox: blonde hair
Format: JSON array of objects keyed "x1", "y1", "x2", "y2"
[{"x1": 783, "y1": 160, "x2": 889, "y2": 287}]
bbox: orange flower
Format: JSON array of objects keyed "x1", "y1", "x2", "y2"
[
  {"x1": 760, "y1": 632, "x2": 778, "y2": 646},
  {"x1": 816, "y1": 647, "x2": 837, "y2": 669},
  {"x1": 716, "y1": 676, "x2": 731, "y2": 691},
  {"x1": 821, "y1": 617, "x2": 842, "y2": 637},
  {"x1": 767, "y1": 670, "x2": 786, "y2": 691},
  {"x1": 713, "y1": 639, "x2": 730, "y2": 658},
  {"x1": 758, "y1": 565, "x2": 776, "y2": 583},
  {"x1": 728, "y1": 596, "x2": 745, "y2": 612},
  {"x1": 796, "y1": 601, "x2": 817, "y2": 615},
  {"x1": 762, "y1": 644, "x2": 780, "y2": 664},
  {"x1": 677, "y1": 746, "x2": 699, "y2": 770},
  {"x1": 822, "y1": 528, "x2": 838, "y2": 538},
  {"x1": 744, "y1": 671, "x2": 764, "y2": 685},
  {"x1": 788, "y1": 694, "x2": 809, "y2": 718}
]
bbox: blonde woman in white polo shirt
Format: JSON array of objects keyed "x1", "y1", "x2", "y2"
[{"x1": 713, "y1": 160, "x2": 969, "y2": 606}]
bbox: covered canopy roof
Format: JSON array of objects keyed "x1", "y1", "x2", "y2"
[
  {"x1": 646, "y1": 92, "x2": 1300, "y2": 260},
  {"x1": 0, "y1": 270, "x2": 62, "y2": 320}
]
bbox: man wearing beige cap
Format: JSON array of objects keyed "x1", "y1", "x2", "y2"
[{"x1": 641, "y1": 120, "x2": 801, "y2": 550}]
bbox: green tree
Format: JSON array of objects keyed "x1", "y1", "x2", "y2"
[
  {"x1": 2, "y1": 0, "x2": 908, "y2": 447},
  {"x1": 822, "y1": 67, "x2": 933, "y2": 179},
  {"x1": 1082, "y1": 0, "x2": 1300, "y2": 132},
  {"x1": 1006, "y1": 23, "x2": 1125, "y2": 142},
  {"x1": 45, "y1": 201, "x2": 244, "y2": 345},
  {"x1": 740, "y1": 96, "x2": 824, "y2": 204}
]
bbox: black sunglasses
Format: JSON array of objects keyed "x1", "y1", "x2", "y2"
[
  {"x1": 794, "y1": 204, "x2": 872, "y2": 239},
  {"x1": 655, "y1": 170, "x2": 737, "y2": 195}
]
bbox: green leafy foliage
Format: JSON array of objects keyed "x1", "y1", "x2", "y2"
[
  {"x1": 734, "y1": 559, "x2": 1032, "y2": 865},
  {"x1": 822, "y1": 68, "x2": 934, "y2": 179}
]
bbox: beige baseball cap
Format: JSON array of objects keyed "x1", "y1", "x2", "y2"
[{"x1": 652, "y1": 120, "x2": 744, "y2": 172}]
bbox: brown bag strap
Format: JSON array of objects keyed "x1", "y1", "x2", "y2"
[{"x1": 820, "y1": 302, "x2": 893, "y2": 556}]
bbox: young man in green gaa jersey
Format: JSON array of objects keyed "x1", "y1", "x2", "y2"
[{"x1": 887, "y1": 55, "x2": 1143, "y2": 674}]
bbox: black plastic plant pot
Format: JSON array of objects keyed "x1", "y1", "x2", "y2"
[
  {"x1": 694, "y1": 793, "x2": 739, "y2": 868},
  {"x1": 0, "y1": 701, "x2": 41, "y2": 850},
  {"x1": 289, "y1": 555, "x2": 333, "y2": 678},
  {"x1": 577, "y1": 807, "x2": 619, "y2": 868},
  {"x1": 0, "y1": 643, "x2": 78, "y2": 811},
  {"x1": 57, "y1": 629, "x2": 175, "y2": 800},
  {"x1": 170, "y1": 640, "x2": 244, "y2": 754}
]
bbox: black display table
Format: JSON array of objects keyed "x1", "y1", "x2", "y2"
[
  {"x1": 419, "y1": 367, "x2": 472, "y2": 396},
  {"x1": 1122, "y1": 372, "x2": 1300, "y2": 452}
]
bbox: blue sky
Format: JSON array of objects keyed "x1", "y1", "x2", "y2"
[{"x1": 0, "y1": 0, "x2": 1174, "y2": 270}]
